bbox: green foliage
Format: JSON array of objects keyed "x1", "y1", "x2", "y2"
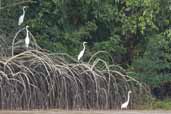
[
  {"x1": 152, "y1": 99, "x2": 171, "y2": 110},
  {"x1": 130, "y1": 30, "x2": 171, "y2": 86},
  {"x1": 0, "y1": 0, "x2": 159, "y2": 56},
  {"x1": 138, "y1": 98, "x2": 171, "y2": 110},
  {"x1": 123, "y1": 0, "x2": 159, "y2": 34}
]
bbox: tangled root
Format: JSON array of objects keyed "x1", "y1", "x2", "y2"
[{"x1": 0, "y1": 50, "x2": 150, "y2": 110}]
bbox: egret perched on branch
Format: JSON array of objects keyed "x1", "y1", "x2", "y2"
[
  {"x1": 18, "y1": 6, "x2": 27, "y2": 26},
  {"x1": 77, "y1": 42, "x2": 87, "y2": 62},
  {"x1": 121, "y1": 90, "x2": 132, "y2": 110},
  {"x1": 25, "y1": 25, "x2": 30, "y2": 48}
]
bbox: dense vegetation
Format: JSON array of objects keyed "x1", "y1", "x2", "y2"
[{"x1": 1, "y1": 0, "x2": 171, "y2": 101}]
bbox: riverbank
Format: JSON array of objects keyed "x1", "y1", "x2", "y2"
[{"x1": 0, "y1": 110, "x2": 171, "y2": 114}]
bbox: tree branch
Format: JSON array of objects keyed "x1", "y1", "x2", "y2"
[{"x1": 0, "y1": 0, "x2": 36, "y2": 10}]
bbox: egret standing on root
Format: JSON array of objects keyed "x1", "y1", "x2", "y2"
[
  {"x1": 77, "y1": 42, "x2": 87, "y2": 62},
  {"x1": 25, "y1": 25, "x2": 30, "y2": 48},
  {"x1": 18, "y1": 6, "x2": 27, "y2": 26},
  {"x1": 121, "y1": 90, "x2": 132, "y2": 110}
]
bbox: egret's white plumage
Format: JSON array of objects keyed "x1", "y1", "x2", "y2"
[
  {"x1": 25, "y1": 25, "x2": 30, "y2": 48},
  {"x1": 77, "y1": 42, "x2": 87, "y2": 62},
  {"x1": 18, "y1": 6, "x2": 27, "y2": 26},
  {"x1": 121, "y1": 90, "x2": 132, "y2": 110}
]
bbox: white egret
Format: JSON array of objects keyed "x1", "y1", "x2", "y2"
[
  {"x1": 77, "y1": 42, "x2": 87, "y2": 62},
  {"x1": 25, "y1": 25, "x2": 30, "y2": 48},
  {"x1": 18, "y1": 6, "x2": 27, "y2": 26},
  {"x1": 121, "y1": 90, "x2": 132, "y2": 110}
]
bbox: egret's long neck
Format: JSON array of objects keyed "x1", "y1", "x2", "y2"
[
  {"x1": 26, "y1": 28, "x2": 29, "y2": 37},
  {"x1": 23, "y1": 8, "x2": 25, "y2": 15},
  {"x1": 127, "y1": 92, "x2": 130, "y2": 104},
  {"x1": 83, "y1": 43, "x2": 86, "y2": 51}
]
